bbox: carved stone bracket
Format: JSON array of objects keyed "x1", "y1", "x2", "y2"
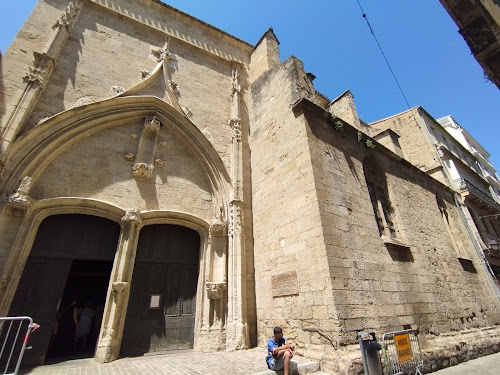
[
  {"x1": 210, "y1": 218, "x2": 227, "y2": 237},
  {"x1": 121, "y1": 209, "x2": 142, "y2": 227},
  {"x1": 132, "y1": 162, "x2": 154, "y2": 179},
  {"x1": 206, "y1": 282, "x2": 227, "y2": 300},
  {"x1": 3, "y1": 177, "x2": 33, "y2": 215}
]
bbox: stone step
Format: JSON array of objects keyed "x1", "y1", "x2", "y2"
[{"x1": 250, "y1": 360, "x2": 320, "y2": 375}]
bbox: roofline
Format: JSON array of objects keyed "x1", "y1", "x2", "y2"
[{"x1": 368, "y1": 106, "x2": 420, "y2": 125}]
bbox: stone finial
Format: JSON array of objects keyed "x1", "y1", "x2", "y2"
[{"x1": 52, "y1": 0, "x2": 83, "y2": 30}]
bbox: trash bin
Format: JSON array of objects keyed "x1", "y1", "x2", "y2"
[{"x1": 358, "y1": 331, "x2": 383, "y2": 375}]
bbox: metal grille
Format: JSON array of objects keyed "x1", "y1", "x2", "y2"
[
  {"x1": 382, "y1": 329, "x2": 423, "y2": 375},
  {"x1": 0, "y1": 317, "x2": 39, "y2": 375}
]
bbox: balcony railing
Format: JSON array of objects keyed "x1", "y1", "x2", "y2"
[{"x1": 454, "y1": 178, "x2": 500, "y2": 211}]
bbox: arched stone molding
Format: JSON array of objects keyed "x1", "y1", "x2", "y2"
[
  {"x1": 0, "y1": 96, "x2": 232, "y2": 216},
  {"x1": 0, "y1": 96, "x2": 238, "y2": 356},
  {"x1": 0, "y1": 197, "x2": 125, "y2": 316}
]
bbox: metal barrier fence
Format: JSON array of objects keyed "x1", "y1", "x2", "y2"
[
  {"x1": 382, "y1": 329, "x2": 423, "y2": 375},
  {"x1": 0, "y1": 317, "x2": 39, "y2": 375}
]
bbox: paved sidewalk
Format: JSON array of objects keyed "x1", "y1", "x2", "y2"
[
  {"x1": 17, "y1": 348, "x2": 500, "y2": 375},
  {"x1": 429, "y1": 351, "x2": 500, "y2": 375},
  {"x1": 18, "y1": 347, "x2": 312, "y2": 375}
]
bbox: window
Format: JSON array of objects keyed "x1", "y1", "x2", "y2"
[
  {"x1": 363, "y1": 158, "x2": 397, "y2": 239},
  {"x1": 436, "y1": 196, "x2": 469, "y2": 260}
]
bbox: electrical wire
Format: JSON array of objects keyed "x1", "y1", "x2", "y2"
[{"x1": 355, "y1": 0, "x2": 411, "y2": 109}]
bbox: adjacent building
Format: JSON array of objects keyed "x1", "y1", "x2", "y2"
[
  {"x1": 439, "y1": 0, "x2": 500, "y2": 90},
  {"x1": 370, "y1": 108, "x2": 500, "y2": 290},
  {"x1": 1, "y1": 1, "x2": 500, "y2": 373}
]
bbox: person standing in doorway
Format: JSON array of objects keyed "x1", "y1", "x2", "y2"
[{"x1": 73, "y1": 299, "x2": 95, "y2": 351}]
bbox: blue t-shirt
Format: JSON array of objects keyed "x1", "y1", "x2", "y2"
[{"x1": 266, "y1": 336, "x2": 286, "y2": 368}]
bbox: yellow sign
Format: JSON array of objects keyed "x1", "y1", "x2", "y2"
[{"x1": 394, "y1": 333, "x2": 413, "y2": 363}]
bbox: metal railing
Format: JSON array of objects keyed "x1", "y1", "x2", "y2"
[
  {"x1": 0, "y1": 317, "x2": 39, "y2": 375},
  {"x1": 454, "y1": 178, "x2": 500, "y2": 211},
  {"x1": 382, "y1": 329, "x2": 423, "y2": 375}
]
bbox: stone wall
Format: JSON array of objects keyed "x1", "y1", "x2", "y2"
[
  {"x1": 298, "y1": 98, "x2": 500, "y2": 373},
  {"x1": 250, "y1": 57, "x2": 330, "y2": 346}
]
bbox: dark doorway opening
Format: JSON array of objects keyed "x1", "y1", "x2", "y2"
[
  {"x1": 45, "y1": 260, "x2": 112, "y2": 362},
  {"x1": 8, "y1": 214, "x2": 120, "y2": 366}
]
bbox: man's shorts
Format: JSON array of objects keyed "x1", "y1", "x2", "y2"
[{"x1": 269, "y1": 356, "x2": 284, "y2": 371}]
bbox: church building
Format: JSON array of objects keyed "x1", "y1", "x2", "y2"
[{"x1": 1, "y1": 1, "x2": 499, "y2": 373}]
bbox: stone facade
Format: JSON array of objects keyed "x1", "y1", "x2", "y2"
[{"x1": 1, "y1": 1, "x2": 500, "y2": 373}]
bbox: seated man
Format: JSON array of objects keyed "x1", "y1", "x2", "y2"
[{"x1": 266, "y1": 326, "x2": 295, "y2": 375}]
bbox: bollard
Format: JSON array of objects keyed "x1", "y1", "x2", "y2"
[{"x1": 358, "y1": 331, "x2": 383, "y2": 375}]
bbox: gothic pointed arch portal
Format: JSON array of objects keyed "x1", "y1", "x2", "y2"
[{"x1": 0, "y1": 96, "x2": 249, "y2": 362}]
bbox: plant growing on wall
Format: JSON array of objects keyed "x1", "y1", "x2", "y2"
[{"x1": 357, "y1": 131, "x2": 375, "y2": 149}]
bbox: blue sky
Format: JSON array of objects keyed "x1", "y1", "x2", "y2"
[{"x1": 2, "y1": 0, "x2": 500, "y2": 170}]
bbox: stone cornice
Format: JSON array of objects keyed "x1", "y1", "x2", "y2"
[{"x1": 90, "y1": 0, "x2": 251, "y2": 66}]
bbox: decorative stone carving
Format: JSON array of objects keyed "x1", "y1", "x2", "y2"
[
  {"x1": 231, "y1": 121, "x2": 242, "y2": 141},
  {"x1": 210, "y1": 218, "x2": 227, "y2": 237},
  {"x1": 144, "y1": 116, "x2": 161, "y2": 133},
  {"x1": 111, "y1": 86, "x2": 125, "y2": 95},
  {"x1": 159, "y1": 141, "x2": 168, "y2": 148},
  {"x1": 149, "y1": 44, "x2": 177, "y2": 63},
  {"x1": 132, "y1": 162, "x2": 154, "y2": 179},
  {"x1": 206, "y1": 282, "x2": 227, "y2": 300},
  {"x1": 130, "y1": 134, "x2": 138, "y2": 140},
  {"x1": 4, "y1": 177, "x2": 33, "y2": 214},
  {"x1": 154, "y1": 159, "x2": 164, "y2": 168},
  {"x1": 23, "y1": 53, "x2": 53, "y2": 87},
  {"x1": 228, "y1": 200, "x2": 243, "y2": 236},
  {"x1": 111, "y1": 281, "x2": 128, "y2": 296},
  {"x1": 141, "y1": 69, "x2": 150, "y2": 79},
  {"x1": 124, "y1": 153, "x2": 135, "y2": 161},
  {"x1": 121, "y1": 209, "x2": 142, "y2": 226},
  {"x1": 52, "y1": 0, "x2": 83, "y2": 30},
  {"x1": 132, "y1": 116, "x2": 162, "y2": 181},
  {"x1": 75, "y1": 96, "x2": 94, "y2": 107}
]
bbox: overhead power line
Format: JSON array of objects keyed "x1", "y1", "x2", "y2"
[{"x1": 355, "y1": 0, "x2": 411, "y2": 109}]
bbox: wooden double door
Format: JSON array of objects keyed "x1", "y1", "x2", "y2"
[{"x1": 121, "y1": 224, "x2": 200, "y2": 356}]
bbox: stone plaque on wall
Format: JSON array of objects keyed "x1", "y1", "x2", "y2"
[{"x1": 272, "y1": 270, "x2": 299, "y2": 297}]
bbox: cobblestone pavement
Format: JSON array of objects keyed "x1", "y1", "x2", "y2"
[{"x1": 18, "y1": 347, "x2": 311, "y2": 375}]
